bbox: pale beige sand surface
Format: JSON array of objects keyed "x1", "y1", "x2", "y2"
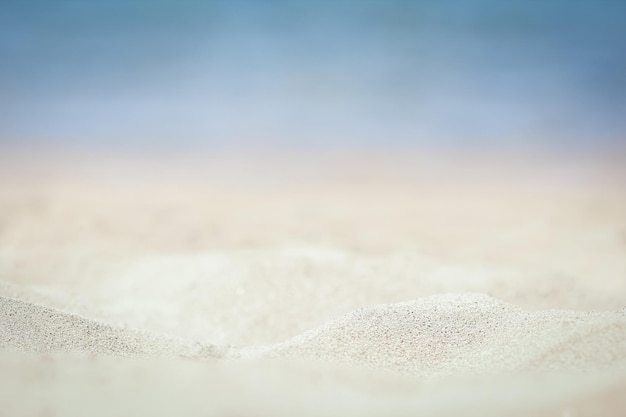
[{"x1": 1, "y1": 146, "x2": 625, "y2": 416}]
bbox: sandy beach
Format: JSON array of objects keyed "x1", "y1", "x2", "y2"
[{"x1": 1, "y1": 146, "x2": 625, "y2": 416}]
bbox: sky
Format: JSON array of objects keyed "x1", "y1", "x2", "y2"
[{"x1": 1, "y1": 0, "x2": 625, "y2": 148}]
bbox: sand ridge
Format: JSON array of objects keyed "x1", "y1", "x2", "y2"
[
  {"x1": 3, "y1": 290, "x2": 625, "y2": 379},
  {"x1": 3, "y1": 288, "x2": 626, "y2": 416},
  {"x1": 262, "y1": 293, "x2": 626, "y2": 377},
  {"x1": 0, "y1": 295, "x2": 213, "y2": 358},
  {"x1": 2, "y1": 148, "x2": 626, "y2": 416}
]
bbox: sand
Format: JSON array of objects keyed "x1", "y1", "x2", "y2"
[{"x1": 1, "y1": 146, "x2": 626, "y2": 416}]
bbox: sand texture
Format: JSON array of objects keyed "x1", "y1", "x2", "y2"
[{"x1": 1, "y1": 148, "x2": 625, "y2": 416}]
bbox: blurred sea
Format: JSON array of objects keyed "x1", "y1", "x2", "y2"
[{"x1": 1, "y1": 1, "x2": 625, "y2": 148}]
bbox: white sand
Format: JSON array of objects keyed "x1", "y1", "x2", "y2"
[
  {"x1": 0, "y1": 295, "x2": 207, "y2": 357},
  {"x1": 1, "y1": 147, "x2": 625, "y2": 416}
]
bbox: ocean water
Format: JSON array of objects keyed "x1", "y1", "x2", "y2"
[{"x1": 1, "y1": 0, "x2": 625, "y2": 148}]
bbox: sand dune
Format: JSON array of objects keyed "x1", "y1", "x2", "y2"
[
  {"x1": 2, "y1": 289, "x2": 626, "y2": 416},
  {"x1": 263, "y1": 293, "x2": 626, "y2": 377},
  {"x1": 1, "y1": 148, "x2": 626, "y2": 416},
  {"x1": 0, "y1": 295, "x2": 205, "y2": 357},
  {"x1": 3, "y1": 246, "x2": 624, "y2": 349},
  {"x1": 3, "y1": 289, "x2": 624, "y2": 376}
]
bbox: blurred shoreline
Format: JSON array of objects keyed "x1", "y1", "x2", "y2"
[{"x1": 1, "y1": 139, "x2": 624, "y2": 191}]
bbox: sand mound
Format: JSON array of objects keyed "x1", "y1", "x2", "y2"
[
  {"x1": 264, "y1": 294, "x2": 626, "y2": 377},
  {"x1": 0, "y1": 295, "x2": 202, "y2": 357},
  {"x1": 3, "y1": 290, "x2": 625, "y2": 380},
  {"x1": 2, "y1": 149, "x2": 626, "y2": 415},
  {"x1": 18, "y1": 247, "x2": 622, "y2": 350}
]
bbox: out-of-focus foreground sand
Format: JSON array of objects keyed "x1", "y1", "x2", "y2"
[{"x1": 1, "y1": 145, "x2": 625, "y2": 416}]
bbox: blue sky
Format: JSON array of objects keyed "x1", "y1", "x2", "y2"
[{"x1": 1, "y1": 0, "x2": 625, "y2": 147}]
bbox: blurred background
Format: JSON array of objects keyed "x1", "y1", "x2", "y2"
[
  {"x1": 1, "y1": 0, "x2": 625, "y2": 340},
  {"x1": 1, "y1": 0, "x2": 625, "y2": 150}
]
